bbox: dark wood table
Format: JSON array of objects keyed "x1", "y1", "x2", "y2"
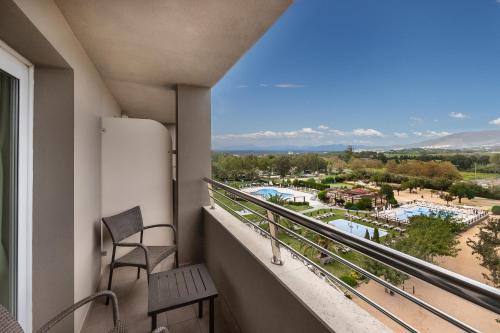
[{"x1": 148, "y1": 264, "x2": 218, "y2": 332}]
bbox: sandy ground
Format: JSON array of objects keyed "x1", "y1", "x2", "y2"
[
  {"x1": 352, "y1": 222, "x2": 499, "y2": 333},
  {"x1": 395, "y1": 188, "x2": 498, "y2": 211}
]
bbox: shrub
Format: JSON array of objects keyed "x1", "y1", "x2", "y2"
[
  {"x1": 492, "y1": 206, "x2": 500, "y2": 215},
  {"x1": 292, "y1": 179, "x2": 330, "y2": 190},
  {"x1": 317, "y1": 190, "x2": 328, "y2": 202},
  {"x1": 344, "y1": 202, "x2": 357, "y2": 210},
  {"x1": 356, "y1": 198, "x2": 373, "y2": 210},
  {"x1": 340, "y1": 274, "x2": 358, "y2": 287}
]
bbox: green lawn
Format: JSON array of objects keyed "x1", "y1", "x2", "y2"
[
  {"x1": 460, "y1": 171, "x2": 498, "y2": 181},
  {"x1": 304, "y1": 208, "x2": 346, "y2": 220},
  {"x1": 284, "y1": 204, "x2": 312, "y2": 212}
]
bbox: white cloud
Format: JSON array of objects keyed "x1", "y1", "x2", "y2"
[
  {"x1": 274, "y1": 83, "x2": 305, "y2": 88},
  {"x1": 409, "y1": 116, "x2": 423, "y2": 122},
  {"x1": 237, "y1": 85, "x2": 248, "y2": 88},
  {"x1": 213, "y1": 127, "x2": 323, "y2": 141},
  {"x1": 413, "y1": 130, "x2": 451, "y2": 137},
  {"x1": 328, "y1": 129, "x2": 348, "y2": 136},
  {"x1": 394, "y1": 132, "x2": 408, "y2": 138},
  {"x1": 326, "y1": 128, "x2": 384, "y2": 137},
  {"x1": 259, "y1": 83, "x2": 270, "y2": 87},
  {"x1": 352, "y1": 128, "x2": 384, "y2": 137},
  {"x1": 213, "y1": 127, "x2": 387, "y2": 148},
  {"x1": 449, "y1": 112, "x2": 467, "y2": 119},
  {"x1": 489, "y1": 117, "x2": 500, "y2": 126}
]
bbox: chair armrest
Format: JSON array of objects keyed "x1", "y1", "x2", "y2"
[
  {"x1": 143, "y1": 224, "x2": 177, "y2": 244},
  {"x1": 115, "y1": 242, "x2": 150, "y2": 269},
  {"x1": 36, "y1": 291, "x2": 119, "y2": 333}
]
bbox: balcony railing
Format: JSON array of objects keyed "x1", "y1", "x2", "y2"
[{"x1": 204, "y1": 178, "x2": 500, "y2": 333}]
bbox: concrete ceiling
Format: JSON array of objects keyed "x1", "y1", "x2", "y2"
[{"x1": 55, "y1": 0, "x2": 292, "y2": 123}]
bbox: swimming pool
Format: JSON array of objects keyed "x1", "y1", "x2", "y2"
[
  {"x1": 329, "y1": 219, "x2": 387, "y2": 238},
  {"x1": 395, "y1": 206, "x2": 455, "y2": 220},
  {"x1": 251, "y1": 188, "x2": 293, "y2": 198}
]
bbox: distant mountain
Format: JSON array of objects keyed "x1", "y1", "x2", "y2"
[
  {"x1": 214, "y1": 143, "x2": 371, "y2": 153},
  {"x1": 213, "y1": 130, "x2": 500, "y2": 153},
  {"x1": 395, "y1": 130, "x2": 500, "y2": 150}
]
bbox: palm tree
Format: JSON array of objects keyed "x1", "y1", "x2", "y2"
[{"x1": 267, "y1": 193, "x2": 287, "y2": 205}]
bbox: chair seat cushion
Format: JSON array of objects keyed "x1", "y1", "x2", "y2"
[
  {"x1": 0, "y1": 305, "x2": 24, "y2": 333},
  {"x1": 115, "y1": 245, "x2": 177, "y2": 272},
  {"x1": 108, "y1": 320, "x2": 127, "y2": 333}
]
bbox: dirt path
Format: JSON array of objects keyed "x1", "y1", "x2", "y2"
[
  {"x1": 352, "y1": 222, "x2": 499, "y2": 333},
  {"x1": 394, "y1": 188, "x2": 497, "y2": 211}
]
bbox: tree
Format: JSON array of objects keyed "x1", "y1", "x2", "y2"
[
  {"x1": 342, "y1": 146, "x2": 354, "y2": 162},
  {"x1": 491, "y1": 153, "x2": 500, "y2": 173},
  {"x1": 267, "y1": 193, "x2": 287, "y2": 206},
  {"x1": 467, "y1": 218, "x2": 500, "y2": 287},
  {"x1": 274, "y1": 155, "x2": 292, "y2": 178},
  {"x1": 448, "y1": 182, "x2": 477, "y2": 203},
  {"x1": 394, "y1": 216, "x2": 460, "y2": 263},
  {"x1": 440, "y1": 192, "x2": 455, "y2": 205},
  {"x1": 401, "y1": 179, "x2": 418, "y2": 193},
  {"x1": 372, "y1": 227, "x2": 380, "y2": 243},
  {"x1": 379, "y1": 184, "x2": 395, "y2": 204},
  {"x1": 364, "y1": 257, "x2": 408, "y2": 287},
  {"x1": 364, "y1": 229, "x2": 370, "y2": 240},
  {"x1": 326, "y1": 156, "x2": 347, "y2": 173}
]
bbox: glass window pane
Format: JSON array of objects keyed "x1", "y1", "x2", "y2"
[{"x1": 0, "y1": 69, "x2": 18, "y2": 314}]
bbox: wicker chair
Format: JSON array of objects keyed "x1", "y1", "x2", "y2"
[
  {"x1": 0, "y1": 291, "x2": 169, "y2": 333},
  {"x1": 102, "y1": 206, "x2": 178, "y2": 304}
]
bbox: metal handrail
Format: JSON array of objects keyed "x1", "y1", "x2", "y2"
[
  {"x1": 211, "y1": 188, "x2": 477, "y2": 332},
  {"x1": 212, "y1": 194, "x2": 419, "y2": 332},
  {"x1": 204, "y1": 177, "x2": 500, "y2": 316}
]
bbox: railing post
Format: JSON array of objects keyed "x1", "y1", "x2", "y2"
[
  {"x1": 267, "y1": 209, "x2": 284, "y2": 265},
  {"x1": 207, "y1": 183, "x2": 215, "y2": 209}
]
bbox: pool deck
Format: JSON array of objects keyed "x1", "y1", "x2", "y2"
[{"x1": 242, "y1": 186, "x2": 324, "y2": 207}]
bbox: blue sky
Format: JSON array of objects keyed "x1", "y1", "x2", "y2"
[{"x1": 212, "y1": 0, "x2": 500, "y2": 149}]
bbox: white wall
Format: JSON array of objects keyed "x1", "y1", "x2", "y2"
[
  {"x1": 13, "y1": 1, "x2": 121, "y2": 331},
  {"x1": 101, "y1": 117, "x2": 174, "y2": 264}
]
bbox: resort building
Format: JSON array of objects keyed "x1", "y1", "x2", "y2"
[
  {"x1": 0, "y1": 1, "x2": 498, "y2": 333},
  {"x1": 327, "y1": 187, "x2": 378, "y2": 204}
]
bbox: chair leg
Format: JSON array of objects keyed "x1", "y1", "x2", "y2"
[
  {"x1": 106, "y1": 265, "x2": 114, "y2": 305},
  {"x1": 137, "y1": 267, "x2": 141, "y2": 279},
  {"x1": 175, "y1": 251, "x2": 179, "y2": 268}
]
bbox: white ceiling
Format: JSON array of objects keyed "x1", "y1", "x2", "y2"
[{"x1": 55, "y1": 0, "x2": 292, "y2": 123}]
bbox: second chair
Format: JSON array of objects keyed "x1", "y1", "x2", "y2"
[{"x1": 102, "y1": 206, "x2": 178, "y2": 304}]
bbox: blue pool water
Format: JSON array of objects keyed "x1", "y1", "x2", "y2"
[
  {"x1": 251, "y1": 188, "x2": 293, "y2": 198},
  {"x1": 329, "y1": 219, "x2": 388, "y2": 238},
  {"x1": 395, "y1": 206, "x2": 455, "y2": 220}
]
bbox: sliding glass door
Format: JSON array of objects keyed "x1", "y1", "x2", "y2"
[
  {"x1": 0, "y1": 43, "x2": 32, "y2": 330},
  {"x1": 0, "y1": 61, "x2": 19, "y2": 316}
]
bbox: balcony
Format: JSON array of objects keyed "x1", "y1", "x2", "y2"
[
  {"x1": 79, "y1": 179, "x2": 499, "y2": 333},
  {"x1": 1, "y1": 1, "x2": 499, "y2": 333}
]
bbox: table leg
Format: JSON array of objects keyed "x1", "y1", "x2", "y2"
[
  {"x1": 209, "y1": 298, "x2": 214, "y2": 333},
  {"x1": 151, "y1": 313, "x2": 157, "y2": 331},
  {"x1": 198, "y1": 301, "x2": 203, "y2": 318}
]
